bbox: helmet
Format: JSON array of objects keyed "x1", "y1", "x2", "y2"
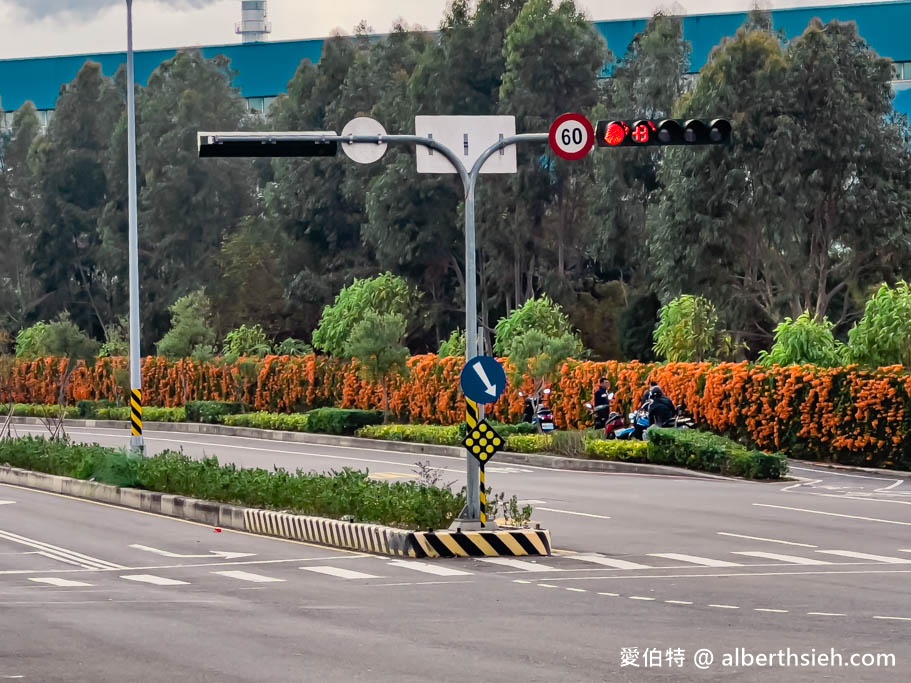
[{"x1": 649, "y1": 386, "x2": 664, "y2": 398}]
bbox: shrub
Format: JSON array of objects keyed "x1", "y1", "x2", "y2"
[
  {"x1": 222, "y1": 324, "x2": 273, "y2": 360},
  {"x1": 646, "y1": 428, "x2": 787, "y2": 479},
  {"x1": 356, "y1": 424, "x2": 461, "y2": 446},
  {"x1": 76, "y1": 400, "x2": 116, "y2": 418},
  {"x1": 8, "y1": 404, "x2": 80, "y2": 419},
  {"x1": 185, "y1": 401, "x2": 244, "y2": 424},
  {"x1": 222, "y1": 412, "x2": 310, "y2": 432},
  {"x1": 306, "y1": 408, "x2": 383, "y2": 435},
  {"x1": 94, "y1": 407, "x2": 187, "y2": 423},
  {"x1": 489, "y1": 421, "x2": 537, "y2": 436},
  {"x1": 156, "y1": 291, "x2": 216, "y2": 359},
  {"x1": 584, "y1": 439, "x2": 649, "y2": 462},
  {"x1": 505, "y1": 435, "x2": 552, "y2": 453},
  {"x1": 757, "y1": 312, "x2": 845, "y2": 367}
]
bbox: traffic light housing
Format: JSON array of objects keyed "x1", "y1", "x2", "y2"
[
  {"x1": 197, "y1": 132, "x2": 338, "y2": 158},
  {"x1": 595, "y1": 119, "x2": 732, "y2": 147}
]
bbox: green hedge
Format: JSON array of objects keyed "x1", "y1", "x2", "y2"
[
  {"x1": 185, "y1": 401, "x2": 245, "y2": 424},
  {"x1": 646, "y1": 429, "x2": 787, "y2": 479},
  {"x1": 0, "y1": 436, "x2": 465, "y2": 530},
  {"x1": 357, "y1": 424, "x2": 461, "y2": 446},
  {"x1": 584, "y1": 439, "x2": 650, "y2": 462},
  {"x1": 222, "y1": 411, "x2": 311, "y2": 432},
  {"x1": 93, "y1": 406, "x2": 187, "y2": 423},
  {"x1": 305, "y1": 408, "x2": 384, "y2": 435},
  {"x1": 3, "y1": 403, "x2": 80, "y2": 419}
]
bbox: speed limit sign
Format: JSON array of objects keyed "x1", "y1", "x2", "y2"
[{"x1": 549, "y1": 113, "x2": 595, "y2": 161}]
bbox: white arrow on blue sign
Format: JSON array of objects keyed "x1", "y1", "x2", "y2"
[{"x1": 460, "y1": 355, "x2": 508, "y2": 404}]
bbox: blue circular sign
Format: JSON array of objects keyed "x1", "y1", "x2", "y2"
[{"x1": 460, "y1": 356, "x2": 508, "y2": 405}]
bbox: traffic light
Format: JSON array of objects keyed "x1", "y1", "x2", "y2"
[
  {"x1": 595, "y1": 119, "x2": 732, "y2": 147},
  {"x1": 197, "y1": 132, "x2": 338, "y2": 158}
]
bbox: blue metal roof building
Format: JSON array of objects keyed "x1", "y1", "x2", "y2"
[{"x1": 1, "y1": 1, "x2": 909, "y2": 120}]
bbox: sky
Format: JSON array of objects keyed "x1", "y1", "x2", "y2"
[{"x1": 0, "y1": 0, "x2": 895, "y2": 60}]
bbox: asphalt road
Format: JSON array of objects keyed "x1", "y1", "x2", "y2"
[{"x1": 1, "y1": 424, "x2": 909, "y2": 681}]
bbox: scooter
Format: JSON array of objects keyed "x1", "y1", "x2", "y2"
[
  {"x1": 584, "y1": 395, "x2": 625, "y2": 439},
  {"x1": 519, "y1": 388, "x2": 557, "y2": 434},
  {"x1": 615, "y1": 401, "x2": 696, "y2": 440}
]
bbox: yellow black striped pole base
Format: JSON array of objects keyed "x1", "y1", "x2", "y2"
[{"x1": 130, "y1": 389, "x2": 143, "y2": 437}]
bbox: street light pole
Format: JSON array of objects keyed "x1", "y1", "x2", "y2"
[{"x1": 126, "y1": 0, "x2": 144, "y2": 453}]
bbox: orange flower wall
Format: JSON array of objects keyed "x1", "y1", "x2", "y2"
[{"x1": 1, "y1": 355, "x2": 908, "y2": 469}]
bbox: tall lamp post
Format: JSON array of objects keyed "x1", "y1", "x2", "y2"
[{"x1": 126, "y1": 0, "x2": 143, "y2": 453}]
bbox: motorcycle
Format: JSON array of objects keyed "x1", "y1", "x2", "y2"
[
  {"x1": 615, "y1": 401, "x2": 696, "y2": 441},
  {"x1": 584, "y1": 394, "x2": 626, "y2": 439},
  {"x1": 519, "y1": 388, "x2": 557, "y2": 434}
]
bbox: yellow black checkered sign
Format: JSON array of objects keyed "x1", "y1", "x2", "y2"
[{"x1": 462, "y1": 419, "x2": 505, "y2": 463}]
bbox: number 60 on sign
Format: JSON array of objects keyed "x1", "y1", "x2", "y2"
[{"x1": 549, "y1": 113, "x2": 595, "y2": 161}]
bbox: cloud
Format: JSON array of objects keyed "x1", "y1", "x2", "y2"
[{"x1": 15, "y1": 1, "x2": 218, "y2": 21}]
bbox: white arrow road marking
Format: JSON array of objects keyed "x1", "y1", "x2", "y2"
[
  {"x1": 0, "y1": 529, "x2": 126, "y2": 570},
  {"x1": 129, "y1": 544, "x2": 255, "y2": 560},
  {"x1": 472, "y1": 362, "x2": 498, "y2": 397}
]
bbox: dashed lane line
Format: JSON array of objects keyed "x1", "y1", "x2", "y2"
[
  {"x1": 28, "y1": 577, "x2": 94, "y2": 587},
  {"x1": 598, "y1": 592, "x2": 620, "y2": 597},
  {"x1": 872, "y1": 616, "x2": 911, "y2": 622},
  {"x1": 477, "y1": 558, "x2": 559, "y2": 572},
  {"x1": 386, "y1": 560, "x2": 472, "y2": 577},
  {"x1": 816, "y1": 550, "x2": 911, "y2": 564},
  {"x1": 755, "y1": 608, "x2": 789, "y2": 613},
  {"x1": 717, "y1": 532, "x2": 818, "y2": 548},
  {"x1": 565, "y1": 587, "x2": 587, "y2": 593},
  {"x1": 807, "y1": 612, "x2": 846, "y2": 617},
  {"x1": 708, "y1": 604, "x2": 740, "y2": 609},
  {"x1": 213, "y1": 571, "x2": 285, "y2": 583},
  {"x1": 300, "y1": 566, "x2": 382, "y2": 580},
  {"x1": 536, "y1": 584, "x2": 559, "y2": 588},
  {"x1": 752, "y1": 503, "x2": 911, "y2": 526},
  {"x1": 731, "y1": 551, "x2": 831, "y2": 565},
  {"x1": 534, "y1": 508, "x2": 611, "y2": 520},
  {"x1": 629, "y1": 596, "x2": 656, "y2": 601},
  {"x1": 120, "y1": 575, "x2": 189, "y2": 586},
  {"x1": 647, "y1": 553, "x2": 742, "y2": 568},
  {"x1": 565, "y1": 554, "x2": 651, "y2": 570},
  {"x1": 665, "y1": 600, "x2": 692, "y2": 605}
]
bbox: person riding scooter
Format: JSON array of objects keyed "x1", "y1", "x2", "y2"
[
  {"x1": 591, "y1": 377, "x2": 613, "y2": 429},
  {"x1": 645, "y1": 385, "x2": 676, "y2": 439}
]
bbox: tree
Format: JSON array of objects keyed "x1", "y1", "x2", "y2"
[
  {"x1": 28, "y1": 63, "x2": 124, "y2": 338},
  {"x1": 438, "y1": 329, "x2": 466, "y2": 358},
  {"x1": 757, "y1": 312, "x2": 845, "y2": 367},
  {"x1": 845, "y1": 281, "x2": 911, "y2": 368},
  {"x1": 131, "y1": 50, "x2": 257, "y2": 346},
  {"x1": 653, "y1": 295, "x2": 731, "y2": 362},
  {"x1": 312, "y1": 273, "x2": 419, "y2": 356},
  {"x1": 493, "y1": 295, "x2": 582, "y2": 356},
  {"x1": 505, "y1": 328, "x2": 580, "y2": 395},
  {"x1": 343, "y1": 311, "x2": 410, "y2": 422},
  {"x1": 156, "y1": 291, "x2": 217, "y2": 359},
  {"x1": 649, "y1": 19, "x2": 911, "y2": 345},
  {"x1": 222, "y1": 324, "x2": 273, "y2": 360}
]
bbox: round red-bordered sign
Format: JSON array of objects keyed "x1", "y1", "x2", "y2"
[{"x1": 549, "y1": 113, "x2": 595, "y2": 161}]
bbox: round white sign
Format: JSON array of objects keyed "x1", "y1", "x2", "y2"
[
  {"x1": 549, "y1": 113, "x2": 595, "y2": 161},
  {"x1": 340, "y1": 117, "x2": 388, "y2": 164}
]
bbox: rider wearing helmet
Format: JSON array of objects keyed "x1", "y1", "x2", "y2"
[{"x1": 646, "y1": 385, "x2": 676, "y2": 427}]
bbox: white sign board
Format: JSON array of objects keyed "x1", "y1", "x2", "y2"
[{"x1": 415, "y1": 115, "x2": 517, "y2": 174}]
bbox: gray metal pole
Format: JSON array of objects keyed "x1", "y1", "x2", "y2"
[
  {"x1": 126, "y1": 0, "x2": 143, "y2": 453},
  {"x1": 463, "y1": 172, "x2": 481, "y2": 523}
]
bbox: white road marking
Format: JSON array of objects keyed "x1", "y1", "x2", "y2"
[
  {"x1": 372, "y1": 580, "x2": 472, "y2": 587},
  {"x1": 536, "y1": 583, "x2": 559, "y2": 588},
  {"x1": 532, "y1": 568, "x2": 911, "y2": 581},
  {"x1": 566, "y1": 554, "x2": 651, "y2": 570},
  {"x1": 665, "y1": 600, "x2": 693, "y2": 605},
  {"x1": 629, "y1": 596, "x2": 655, "y2": 601},
  {"x1": 598, "y1": 592, "x2": 620, "y2": 597},
  {"x1": 708, "y1": 604, "x2": 739, "y2": 609},
  {"x1": 213, "y1": 571, "x2": 285, "y2": 583},
  {"x1": 789, "y1": 466, "x2": 897, "y2": 482},
  {"x1": 753, "y1": 503, "x2": 911, "y2": 526},
  {"x1": 876, "y1": 480, "x2": 905, "y2": 492},
  {"x1": 120, "y1": 574, "x2": 189, "y2": 586},
  {"x1": 872, "y1": 616, "x2": 911, "y2": 621},
  {"x1": 513, "y1": 579, "x2": 532, "y2": 584},
  {"x1": 648, "y1": 553, "x2": 742, "y2": 567},
  {"x1": 130, "y1": 544, "x2": 255, "y2": 560},
  {"x1": 386, "y1": 560, "x2": 472, "y2": 577},
  {"x1": 517, "y1": 499, "x2": 547, "y2": 505},
  {"x1": 802, "y1": 492, "x2": 911, "y2": 507},
  {"x1": 300, "y1": 566, "x2": 381, "y2": 580},
  {"x1": 477, "y1": 558, "x2": 560, "y2": 572},
  {"x1": 28, "y1": 577, "x2": 94, "y2": 587},
  {"x1": 535, "y1": 508, "x2": 611, "y2": 519},
  {"x1": 35, "y1": 551, "x2": 91, "y2": 568},
  {"x1": 816, "y1": 550, "x2": 911, "y2": 564},
  {"x1": 807, "y1": 612, "x2": 845, "y2": 617},
  {"x1": 755, "y1": 608, "x2": 788, "y2": 613},
  {"x1": 732, "y1": 551, "x2": 832, "y2": 565},
  {"x1": 565, "y1": 587, "x2": 587, "y2": 593},
  {"x1": 0, "y1": 529, "x2": 126, "y2": 570},
  {"x1": 0, "y1": 500, "x2": 16, "y2": 505},
  {"x1": 717, "y1": 532, "x2": 818, "y2": 548},
  {"x1": 781, "y1": 479, "x2": 821, "y2": 492}
]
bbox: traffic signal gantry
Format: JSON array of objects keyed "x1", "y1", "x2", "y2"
[{"x1": 198, "y1": 112, "x2": 731, "y2": 530}]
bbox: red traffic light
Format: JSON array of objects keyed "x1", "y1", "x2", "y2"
[
  {"x1": 603, "y1": 121, "x2": 628, "y2": 146},
  {"x1": 596, "y1": 118, "x2": 732, "y2": 147}
]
